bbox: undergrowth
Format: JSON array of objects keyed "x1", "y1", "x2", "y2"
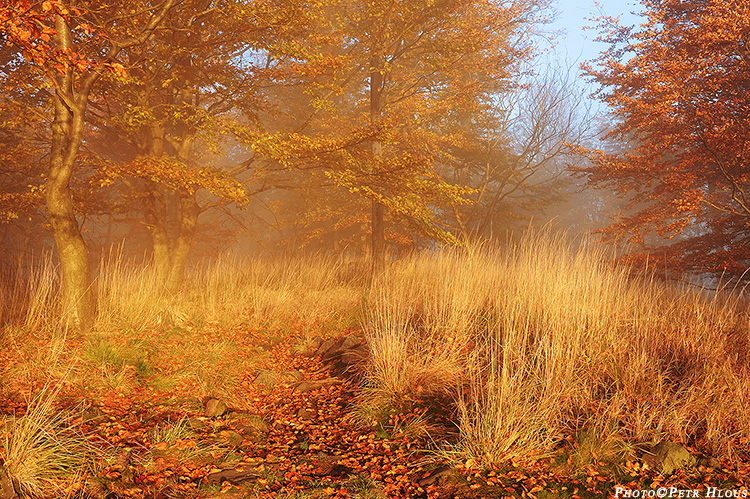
[
  {"x1": 2, "y1": 232, "x2": 749, "y2": 479},
  {"x1": 363, "y1": 232, "x2": 750, "y2": 466},
  {"x1": 0, "y1": 381, "x2": 93, "y2": 498}
]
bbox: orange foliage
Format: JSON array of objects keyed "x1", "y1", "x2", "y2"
[{"x1": 577, "y1": 0, "x2": 750, "y2": 280}]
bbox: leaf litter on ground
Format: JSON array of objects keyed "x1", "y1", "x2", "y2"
[{"x1": 0, "y1": 322, "x2": 748, "y2": 499}]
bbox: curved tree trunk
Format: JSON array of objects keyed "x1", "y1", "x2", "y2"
[
  {"x1": 48, "y1": 14, "x2": 96, "y2": 332},
  {"x1": 40, "y1": 2, "x2": 175, "y2": 331}
]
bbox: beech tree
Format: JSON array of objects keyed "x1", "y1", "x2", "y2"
[
  {"x1": 1, "y1": 0, "x2": 176, "y2": 330},
  {"x1": 254, "y1": 0, "x2": 549, "y2": 270},
  {"x1": 446, "y1": 62, "x2": 594, "y2": 240},
  {"x1": 2, "y1": 0, "x2": 315, "y2": 309},
  {"x1": 85, "y1": 0, "x2": 304, "y2": 292},
  {"x1": 576, "y1": 0, "x2": 750, "y2": 280}
]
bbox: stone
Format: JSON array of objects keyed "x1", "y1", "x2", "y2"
[
  {"x1": 338, "y1": 335, "x2": 364, "y2": 352},
  {"x1": 339, "y1": 347, "x2": 367, "y2": 364},
  {"x1": 205, "y1": 467, "x2": 260, "y2": 485},
  {"x1": 253, "y1": 370, "x2": 281, "y2": 388},
  {"x1": 315, "y1": 338, "x2": 338, "y2": 357},
  {"x1": 652, "y1": 441, "x2": 696, "y2": 475},
  {"x1": 321, "y1": 336, "x2": 350, "y2": 361},
  {"x1": 0, "y1": 470, "x2": 17, "y2": 499},
  {"x1": 204, "y1": 398, "x2": 228, "y2": 418}
]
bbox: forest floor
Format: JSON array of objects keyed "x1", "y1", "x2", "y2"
[{"x1": 1, "y1": 321, "x2": 750, "y2": 499}]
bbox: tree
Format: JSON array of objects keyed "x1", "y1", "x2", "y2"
[
  {"x1": 83, "y1": 0, "x2": 329, "y2": 291},
  {"x1": 255, "y1": 0, "x2": 549, "y2": 270},
  {"x1": 2, "y1": 0, "x2": 176, "y2": 330},
  {"x1": 445, "y1": 61, "x2": 594, "y2": 241},
  {"x1": 85, "y1": 1, "x2": 255, "y2": 292},
  {"x1": 576, "y1": 0, "x2": 750, "y2": 280}
]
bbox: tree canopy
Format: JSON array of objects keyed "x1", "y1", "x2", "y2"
[
  {"x1": 1, "y1": 0, "x2": 592, "y2": 328},
  {"x1": 577, "y1": 0, "x2": 750, "y2": 281}
]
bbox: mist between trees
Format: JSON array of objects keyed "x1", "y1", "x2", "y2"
[
  {"x1": 0, "y1": 0, "x2": 598, "y2": 331},
  {"x1": 2, "y1": 0, "x2": 748, "y2": 331},
  {"x1": 3, "y1": 4, "x2": 750, "y2": 496}
]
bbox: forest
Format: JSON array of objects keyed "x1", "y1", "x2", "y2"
[{"x1": 1, "y1": 0, "x2": 749, "y2": 498}]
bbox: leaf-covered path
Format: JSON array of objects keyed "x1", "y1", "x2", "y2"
[{"x1": 1, "y1": 323, "x2": 750, "y2": 499}]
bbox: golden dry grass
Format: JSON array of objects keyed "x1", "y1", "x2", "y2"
[
  {"x1": 2, "y1": 232, "x2": 749, "y2": 475},
  {"x1": 1, "y1": 380, "x2": 91, "y2": 498},
  {"x1": 363, "y1": 232, "x2": 750, "y2": 465}
]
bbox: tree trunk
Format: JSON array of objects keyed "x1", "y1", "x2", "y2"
[
  {"x1": 140, "y1": 112, "x2": 200, "y2": 292},
  {"x1": 370, "y1": 52, "x2": 386, "y2": 273},
  {"x1": 47, "y1": 14, "x2": 96, "y2": 332},
  {"x1": 165, "y1": 192, "x2": 199, "y2": 293},
  {"x1": 46, "y1": 163, "x2": 96, "y2": 332},
  {"x1": 42, "y1": 1, "x2": 175, "y2": 330},
  {"x1": 143, "y1": 188, "x2": 198, "y2": 293}
]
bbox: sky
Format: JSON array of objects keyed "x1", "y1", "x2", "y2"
[{"x1": 550, "y1": 0, "x2": 644, "y2": 70}]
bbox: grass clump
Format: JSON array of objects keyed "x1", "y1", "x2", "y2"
[
  {"x1": 363, "y1": 231, "x2": 750, "y2": 467},
  {"x1": 0, "y1": 383, "x2": 91, "y2": 498}
]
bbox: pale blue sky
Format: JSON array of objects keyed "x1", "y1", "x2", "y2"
[{"x1": 550, "y1": 0, "x2": 643, "y2": 68}]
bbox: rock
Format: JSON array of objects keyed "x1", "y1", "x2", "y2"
[
  {"x1": 315, "y1": 335, "x2": 369, "y2": 377},
  {"x1": 652, "y1": 441, "x2": 696, "y2": 475},
  {"x1": 319, "y1": 335, "x2": 363, "y2": 361},
  {"x1": 339, "y1": 347, "x2": 367, "y2": 364},
  {"x1": 315, "y1": 338, "x2": 338, "y2": 357},
  {"x1": 253, "y1": 370, "x2": 281, "y2": 388},
  {"x1": 339, "y1": 335, "x2": 364, "y2": 352},
  {"x1": 218, "y1": 430, "x2": 245, "y2": 447},
  {"x1": 205, "y1": 467, "x2": 260, "y2": 485},
  {"x1": 0, "y1": 470, "x2": 17, "y2": 499},
  {"x1": 204, "y1": 398, "x2": 228, "y2": 418},
  {"x1": 333, "y1": 345, "x2": 369, "y2": 374},
  {"x1": 297, "y1": 407, "x2": 317, "y2": 420}
]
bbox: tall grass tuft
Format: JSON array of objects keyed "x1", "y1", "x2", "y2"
[
  {"x1": 1, "y1": 382, "x2": 91, "y2": 498},
  {"x1": 1, "y1": 251, "x2": 365, "y2": 334},
  {"x1": 0, "y1": 253, "x2": 60, "y2": 333},
  {"x1": 363, "y1": 231, "x2": 750, "y2": 466}
]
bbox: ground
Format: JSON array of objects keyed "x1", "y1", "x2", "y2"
[{"x1": 1, "y1": 321, "x2": 749, "y2": 499}]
